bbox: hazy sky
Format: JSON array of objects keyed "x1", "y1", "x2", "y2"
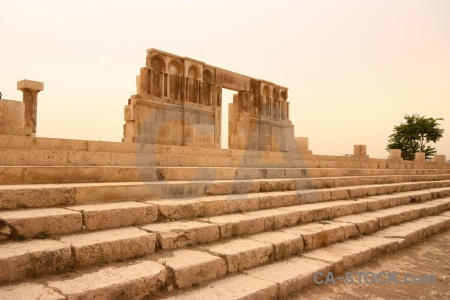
[{"x1": 1, "y1": 0, "x2": 449, "y2": 159}]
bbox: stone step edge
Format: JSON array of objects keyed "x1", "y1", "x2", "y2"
[
  {"x1": 2, "y1": 174, "x2": 450, "y2": 189},
  {"x1": 0, "y1": 192, "x2": 448, "y2": 286},
  {"x1": 1, "y1": 176, "x2": 450, "y2": 212},
  {"x1": 0, "y1": 187, "x2": 450, "y2": 240},
  {"x1": 162, "y1": 215, "x2": 450, "y2": 299},
  {"x1": 1, "y1": 166, "x2": 450, "y2": 186},
  {"x1": 1, "y1": 213, "x2": 448, "y2": 300},
  {"x1": 0, "y1": 186, "x2": 450, "y2": 240}
]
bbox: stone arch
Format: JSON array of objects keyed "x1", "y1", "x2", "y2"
[
  {"x1": 188, "y1": 65, "x2": 198, "y2": 79},
  {"x1": 203, "y1": 69, "x2": 212, "y2": 83},
  {"x1": 168, "y1": 60, "x2": 181, "y2": 99},
  {"x1": 272, "y1": 88, "x2": 279, "y2": 100},
  {"x1": 187, "y1": 65, "x2": 199, "y2": 102},
  {"x1": 202, "y1": 69, "x2": 213, "y2": 105},
  {"x1": 262, "y1": 85, "x2": 270, "y2": 116},
  {"x1": 150, "y1": 55, "x2": 166, "y2": 72},
  {"x1": 168, "y1": 60, "x2": 181, "y2": 75},
  {"x1": 150, "y1": 55, "x2": 166, "y2": 97}
]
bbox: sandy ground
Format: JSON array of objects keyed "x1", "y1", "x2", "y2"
[{"x1": 290, "y1": 230, "x2": 450, "y2": 300}]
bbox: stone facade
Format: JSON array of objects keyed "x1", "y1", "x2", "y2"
[{"x1": 123, "y1": 49, "x2": 297, "y2": 152}]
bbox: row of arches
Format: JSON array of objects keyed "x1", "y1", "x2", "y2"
[
  {"x1": 147, "y1": 55, "x2": 215, "y2": 105},
  {"x1": 149, "y1": 55, "x2": 212, "y2": 82}
]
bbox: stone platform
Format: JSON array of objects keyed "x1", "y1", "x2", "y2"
[{"x1": 0, "y1": 134, "x2": 449, "y2": 299}]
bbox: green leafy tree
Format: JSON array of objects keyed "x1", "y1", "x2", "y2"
[{"x1": 386, "y1": 114, "x2": 444, "y2": 160}]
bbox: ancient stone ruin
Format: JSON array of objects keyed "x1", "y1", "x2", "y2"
[
  {"x1": 0, "y1": 80, "x2": 43, "y2": 137},
  {"x1": 0, "y1": 49, "x2": 449, "y2": 299},
  {"x1": 123, "y1": 49, "x2": 298, "y2": 152}
]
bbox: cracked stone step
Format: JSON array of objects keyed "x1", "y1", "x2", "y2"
[
  {"x1": 164, "y1": 273, "x2": 278, "y2": 300},
  {"x1": 153, "y1": 249, "x2": 227, "y2": 288},
  {"x1": 282, "y1": 221, "x2": 359, "y2": 250},
  {"x1": 126, "y1": 197, "x2": 448, "y2": 258},
  {"x1": 374, "y1": 214, "x2": 450, "y2": 248},
  {"x1": 59, "y1": 227, "x2": 156, "y2": 268},
  {"x1": 303, "y1": 241, "x2": 381, "y2": 274},
  {"x1": 0, "y1": 282, "x2": 65, "y2": 300},
  {"x1": 244, "y1": 256, "x2": 332, "y2": 299},
  {"x1": 200, "y1": 238, "x2": 273, "y2": 273},
  {"x1": 358, "y1": 201, "x2": 447, "y2": 229},
  {"x1": 1, "y1": 213, "x2": 449, "y2": 298},
  {"x1": 164, "y1": 215, "x2": 450, "y2": 300},
  {"x1": 0, "y1": 208, "x2": 82, "y2": 239},
  {"x1": 246, "y1": 231, "x2": 304, "y2": 260},
  {"x1": 47, "y1": 260, "x2": 167, "y2": 299},
  {"x1": 141, "y1": 220, "x2": 220, "y2": 249},
  {"x1": 67, "y1": 201, "x2": 158, "y2": 230},
  {"x1": 0, "y1": 239, "x2": 73, "y2": 283}
]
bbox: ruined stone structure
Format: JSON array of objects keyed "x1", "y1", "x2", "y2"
[
  {"x1": 0, "y1": 80, "x2": 43, "y2": 137},
  {"x1": 1, "y1": 57, "x2": 450, "y2": 299},
  {"x1": 123, "y1": 49, "x2": 297, "y2": 152}
]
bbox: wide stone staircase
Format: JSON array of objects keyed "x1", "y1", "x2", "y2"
[{"x1": 0, "y1": 134, "x2": 450, "y2": 299}]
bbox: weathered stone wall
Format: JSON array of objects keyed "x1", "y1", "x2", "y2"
[
  {"x1": 123, "y1": 48, "x2": 297, "y2": 151},
  {"x1": 123, "y1": 49, "x2": 222, "y2": 147}
]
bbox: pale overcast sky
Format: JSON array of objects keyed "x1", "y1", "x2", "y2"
[{"x1": 1, "y1": 0, "x2": 449, "y2": 159}]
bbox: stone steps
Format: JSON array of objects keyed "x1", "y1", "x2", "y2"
[
  {"x1": 0, "y1": 187, "x2": 449, "y2": 284},
  {"x1": 2, "y1": 185, "x2": 449, "y2": 242},
  {"x1": 1, "y1": 174, "x2": 450, "y2": 210},
  {"x1": 166, "y1": 215, "x2": 450, "y2": 300},
  {"x1": 1, "y1": 210, "x2": 448, "y2": 299},
  {"x1": 1, "y1": 136, "x2": 450, "y2": 299},
  {"x1": 3, "y1": 144, "x2": 447, "y2": 172},
  {"x1": 0, "y1": 135, "x2": 446, "y2": 169},
  {"x1": 1, "y1": 165, "x2": 449, "y2": 185},
  {"x1": 0, "y1": 147, "x2": 412, "y2": 168},
  {"x1": 1, "y1": 135, "x2": 446, "y2": 170}
]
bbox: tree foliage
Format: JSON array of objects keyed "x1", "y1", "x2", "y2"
[{"x1": 386, "y1": 114, "x2": 444, "y2": 160}]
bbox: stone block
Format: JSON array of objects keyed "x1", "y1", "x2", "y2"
[
  {"x1": 247, "y1": 231, "x2": 304, "y2": 260},
  {"x1": 389, "y1": 149, "x2": 402, "y2": 160},
  {"x1": 0, "y1": 100, "x2": 26, "y2": 135},
  {"x1": 60, "y1": 227, "x2": 156, "y2": 268},
  {"x1": 415, "y1": 152, "x2": 426, "y2": 162},
  {"x1": 142, "y1": 220, "x2": 219, "y2": 249},
  {"x1": 282, "y1": 221, "x2": 358, "y2": 250},
  {"x1": 245, "y1": 257, "x2": 330, "y2": 299},
  {"x1": 155, "y1": 249, "x2": 227, "y2": 288},
  {"x1": 67, "y1": 202, "x2": 158, "y2": 230},
  {"x1": 0, "y1": 283, "x2": 65, "y2": 300},
  {"x1": 163, "y1": 274, "x2": 278, "y2": 300},
  {"x1": 353, "y1": 145, "x2": 368, "y2": 158},
  {"x1": 48, "y1": 260, "x2": 166, "y2": 299},
  {"x1": 201, "y1": 213, "x2": 268, "y2": 238},
  {"x1": 17, "y1": 80, "x2": 44, "y2": 91},
  {"x1": 303, "y1": 242, "x2": 373, "y2": 273},
  {"x1": 0, "y1": 208, "x2": 82, "y2": 239},
  {"x1": 201, "y1": 239, "x2": 273, "y2": 273},
  {"x1": 146, "y1": 199, "x2": 204, "y2": 221},
  {"x1": 0, "y1": 240, "x2": 72, "y2": 283},
  {"x1": 0, "y1": 185, "x2": 77, "y2": 210},
  {"x1": 433, "y1": 155, "x2": 446, "y2": 163}
]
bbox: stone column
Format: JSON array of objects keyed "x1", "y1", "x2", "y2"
[{"x1": 17, "y1": 80, "x2": 44, "y2": 137}]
